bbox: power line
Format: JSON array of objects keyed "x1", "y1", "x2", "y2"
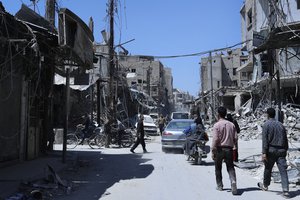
[{"x1": 95, "y1": 40, "x2": 251, "y2": 59}]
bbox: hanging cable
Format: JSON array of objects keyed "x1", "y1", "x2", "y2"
[
  {"x1": 0, "y1": 14, "x2": 14, "y2": 102},
  {"x1": 96, "y1": 40, "x2": 251, "y2": 59},
  {"x1": 269, "y1": 0, "x2": 300, "y2": 40}
]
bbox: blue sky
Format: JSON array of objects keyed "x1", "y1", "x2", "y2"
[{"x1": 2, "y1": 0, "x2": 244, "y2": 96}]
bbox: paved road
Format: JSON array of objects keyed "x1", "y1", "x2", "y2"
[{"x1": 55, "y1": 137, "x2": 300, "y2": 200}]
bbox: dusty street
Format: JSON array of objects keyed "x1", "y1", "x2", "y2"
[{"x1": 53, "y1": 137, "x2": 300, "y2": 200}]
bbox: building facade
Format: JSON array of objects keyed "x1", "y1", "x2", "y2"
[
  {"x1": 240, "y1": 0, "x2": 300, "y2": 106},
  {"x1": 173, "y1": 88, "x2": 194, "y2": 112},
  {"x1": 200, "y1": 49, "x2": 251, "y2": 112},
  {"x1": 119, "y1": 55, "x2": 172, "y2": 115}
]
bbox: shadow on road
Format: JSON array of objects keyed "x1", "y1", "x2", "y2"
[
  {"x1": 234, "y1": 187, "x2": 261, "y2": 195},
  {"x1": 56, "y1": 150, "x2": 154, "y2": 199},
  {"x1": 237, "y1": 187, "x2": 300, "y2": 198},
  {"x1": 163, "y1": 149, "x2": 184, "y2": 154},
  {"x1": 289, "y1": 189, "x2": 300, "y2": 198}
]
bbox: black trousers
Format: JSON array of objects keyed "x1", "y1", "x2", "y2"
[
  {"x1": 159, "y1": 124, "x2": 164, "y2": 135},
  {"x1": 214, "y1": 147, "x2": 237, "y2": 187},
  {"x1": 131, "y1": 137, "x2": 146, "y2": 151}
]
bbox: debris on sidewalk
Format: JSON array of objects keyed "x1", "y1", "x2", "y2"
[
  {"x1": 234, "y1": 154, "x2": 262, "y2": 169},
  {"x1": 232, "y1": 102, "x2": 300, "y2": 186},
  {"x1": 5, "y1": 165, "x2": 72, "y2": 200}
]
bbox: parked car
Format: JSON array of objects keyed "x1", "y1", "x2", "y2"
[
  {"x1": 170, "y1": 112, "x2": 190, "y2": 120},
  {"x1": 161, "y1": 119, "x2": 194, "y2": 152},
  {"x1": 149, "y1": 113, "x2": 159, "y2": 125},
  {"x1": 136, "y1": 114, "x2": 159, "y2": 136}
]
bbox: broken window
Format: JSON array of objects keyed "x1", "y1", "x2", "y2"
[
  {"x1": 131, "y1": 81, "x2": 136, "y2": 85},
  {"x1": 131, "y1": 69, "x2": 136, "y2": 73},
  {"x1": 233, "y1": 68, "x2": 237, "y2": 75},
  {"x1": 242, "y1": 72, "x2": 247, "y2": 77},
  {"x1": 247, "y1": 8, "x2": 252, "y2": 29},
  {"x1": 138, "y1": 79, "x2": 142, "y2": 84},
  {"x1": 217, "y1": 81, "x2": 220, "y2": 88},
  {"x1": 260, "y1": 53, "x2": 269, "y2": 73}
]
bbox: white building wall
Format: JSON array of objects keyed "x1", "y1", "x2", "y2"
[{"x1": 281, "y1": 0, "x2": 300, "y2": 23}]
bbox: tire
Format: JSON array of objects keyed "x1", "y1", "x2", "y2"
[
  {"x1": 88, "y1": 134, "x2": 106, "y2": 149},
  {"x1": 121, "y1": 135, "x2": 134, "y2": 148},
  {"x1": 187, "y1": 155, "x2": 191, "y2": 161},
  {"x1": 66, "y1": 134, "x2": 78, "y2": 149},
  {"x1": 96, "y1": 134, "x2": 107, "y2": 147}
]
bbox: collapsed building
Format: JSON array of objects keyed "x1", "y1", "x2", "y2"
[
  {"x1": 0, "y1": 3, "x2": 95, "y2": 165},
  {"x1": 199, "y1": 48, "x2": 252, "y2": 121},
  {"x1": 119, "y1": 55, "x2": 173, "y2": 116},
  {"x1": 240, "y1": 0, "x2": 300, "y2": 111},
  {"x1": 0, "y1": 4, "x2": 57, "y2": 163},
  {"x1": 199, "y1": 0, "x2": 300, "y2": 122}
]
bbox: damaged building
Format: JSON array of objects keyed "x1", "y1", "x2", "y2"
[
  {"x1": 0, "y1": 2, "x2": 95, "y2": 165},
  {"x1": 240, "y1": 0, "x2": 300, "y2": 109},
  {"x1": 0, "y1": 4, "x2": 57, "y2": 163},
  {"x1": 199, "y1": 0, "x2": 300, "y2": 120},
  {"x1": 200, "y1": 48, "x2": 252, "y2": 116},
  {"x1": 119, "y1": 55, "x2": 173, "y2": 116}
]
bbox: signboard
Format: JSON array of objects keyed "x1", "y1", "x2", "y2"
[{"x1": 58, "y1": 8, "x2": 94, "y2": 69}]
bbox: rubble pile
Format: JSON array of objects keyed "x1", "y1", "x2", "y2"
[
  {"x1": 238, "y1": 113, "x2": 264, "y2": 141},
  {"x1": 237, "y1": 105, "x2": 300, "y2": 142},
  {"x1": 5, "y1": 165, "x2": 72, "y2": 200},
  {"x1": 235, "y1": 104, "x2": 300, "y2": 186}
]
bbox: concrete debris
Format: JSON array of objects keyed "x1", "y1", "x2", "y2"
[
  {"x1": 236, "y1": 104, "x2": 300, "y2": 141},
  {"x1": 236, "y1": 101, "x2": 300, "y2": 185},
  {"x1": 239, "y1": 153, "x2": 300, "y2": 186}
]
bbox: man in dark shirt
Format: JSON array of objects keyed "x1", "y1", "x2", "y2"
[
  {"x1": 193, "y1": 113, "x2": 204, "y2": 129},
  {"x1": 158, "y1": 115, "x2": 166, "y2": 136},
  {"x1": 226, "y1": 114, "x2": 240, "y2": 162},
  {"x1": 79, "y1": 113, "x2": 91, "y2": 145},
  {"x1": 258, "y1": 108, "x2": 289, "y2": 198},
  {"x1": 130, "y1": 114, "x2": 147, "y2": 153}
]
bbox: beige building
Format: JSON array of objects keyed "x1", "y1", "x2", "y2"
[
  {"x1": 200, "y1": 48, "x2": 251, "y2": 112},
  {"x1": 119, "y1": 55, "x2": 172, "y2": 115}
]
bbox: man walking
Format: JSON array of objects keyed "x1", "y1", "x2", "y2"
[
  {"x1": 257, "y1": 108, "x2": 289, "y2": 198},
  {"x1": 211, "y1": 106, "x2": 238, "y2": 195},
  {"x1": 226, "y1": 113, "x2": 240, "y2": 162},
  {"x1": 131, "y1": 114, "x2": 147, "y2": 153},
  {"x1": 158, "y1": 115, "x2": 165, "y2": 135}
]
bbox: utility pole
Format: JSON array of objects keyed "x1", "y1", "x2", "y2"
[
  {"x1": 43, "y1": 0, "x2": 56, "y2": 153},
  {"x1": 30, "y1": 0, "x2": 37, "y2": 12},
  {"x1": 45, "y1": 0, "x2": 55, "y2": 26},
  {"x1": 268, "y1": 0, "x2": 282, "y2": 122},
  {"x1": 275, "y1": 49, "x2": 282, "y2": 122},
  {"x1": 97, "y1": 57, "x2": 102, "y2": 125},
  {"x1": 89, "y1": 17, "x2": 94, "y2": 121},
  {"x1": 108, "y1": 0, "x2": 115, "y2": 115},
  {"x1": 209, "y1": 51, "x2": 214, "y2": 124},
  {"x1": 63, "y1": 68, "x2": 70, "y2": 163},
  {"x1": 146, "y1": 65, "x2": 151, "y2": 96}
]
